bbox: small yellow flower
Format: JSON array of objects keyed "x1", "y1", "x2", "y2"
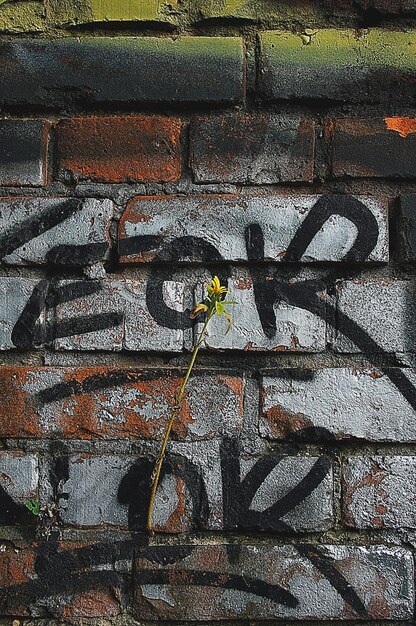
[
  {"x1": 206, "y1": 275, "x2": 230, "y2": 296},
  {"x1": 190, "y1": 303, "x2": 208, "y2": 319}
]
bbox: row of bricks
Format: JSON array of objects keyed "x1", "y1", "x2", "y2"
[
  {"x1": 0, "y1": 540, "x2": 413, "y2": 620},
  {"x1": 1, "y1": 366, "x2": 416, "y2": 443},
  {"x1": 2, "y1": 116, "x2": 416, "y2": 186},
  {"x1": 3, "y1": 192, "x2": 416, "y2": 267},
  {"x1": 3, "y1": 0, "x2": 416, "y2": 33},
  {"x1": 2, "y1": 449, "x2": 416, "y2": 532},
  {"x1": 1, "y1": 32, "x2": 416, "y2": 107},
  {"x1": 1, "y1": 275, "x2": 416, "y2": 353}
]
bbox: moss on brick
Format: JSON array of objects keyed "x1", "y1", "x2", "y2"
[
  {"x1": 259, "y1": 29, "x2": 416, "y2": 102},
  {"x1": 193, "y1": 0, "x2": 319, "y2": 22},
  {"x1": 0, "y1": 1, "x2": 47, "y2": 33}
]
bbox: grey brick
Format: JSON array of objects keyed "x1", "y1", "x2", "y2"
[
  {"x1": 0, "y1": 119, "x2": 48, "y2": 186},
  {"x1": 119, "y1": 194, "x2": 388, "y2": 264},
  {"x1": 53, "y1": 278, "x2": 184, "y2": 352},
  {"x1": 190, "y1": 114, "x2": 315, "y2": 183},
  {"x1": 0, "y1": 198, "x2": 113, "y2": 266},
  {"x1": 259, "y1": 30, "x2": 416, "y2": 103},
  {"x1": 260, "y1": 368, "x2": 416, "y2": 442},
  {"x1": 334, "y1": 279, "x2": 416, "y2": 353},
  {"x1": 58, "y1": 449, "x2": 332, "y2": 533},
  {"x1": 135, "y1": 544, "x2": 414, "y2": 620},
  {"x1": 343, "y1": 456, "x2": 416, "y2": 529},
  {"x1": 0, "y1": 278, "x2": 43, "y2": 350},
  {"x1": 0, "y1": 38, "x2": 244, "y2": 106},
  {"x1": 0, "y1": 452, "x2": 38, "y2": 506},
  {"x1": 199, "y1": 273, "x2": 326, "y2": 352}
]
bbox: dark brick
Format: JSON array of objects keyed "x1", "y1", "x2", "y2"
[
  {"x1": 355, "y1": 0, "x2": 416, "y2": 12},
  {"x1": 0, "y1": 119, "x2": 49, "y2": 186},
  {"x1": 331, "y1": 118, "x2": 416, "y2": 178},
  {"x1": 190, "y1": 114, "x2": 315, "y2": 183},
  {"x1": 0, "y1": 37, "x2": 244, "y2": 107},
  {"x1": 57, "y1": 117, "x2": 182, "y2": 183},
  {"x1": 259, "y1": 30, "x2": 416, "y2": 103},
  {"x1": 0, "y1": 540, "x2": 130, "y2": 617},
  {"x1": 397, "y1": 194, "x2": 416, "y2": 262},
  {"x1": 134, "y1": 544, "x2": 414, "y2": 620}
]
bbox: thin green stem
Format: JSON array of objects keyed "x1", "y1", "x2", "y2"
[{"x1": 147, "y1": 310, "x2": 213, "y2": 533}]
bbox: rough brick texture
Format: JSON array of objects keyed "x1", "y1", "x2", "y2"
[
  {"x1": 190, "y1": 115, "x2": 315, "y2": 183},
  {"x1": 0, "y1": 119, "x2": 49, "y2": 186},
  {"x1": 0, "y1": 197, "x2": 113, "y2": 266},
  {"x1": 2, "y1": 4, "x2": 416, "y2": 624},
  {"x1": 343, "y1": 456, "x2": 416, "y2": 528},
  {"x1": 0, "y1": 37, "x2": 244, "y2": 106},
  {"x1": 0, "y1": 367, "x2": 243, "y2": 440},
  {"x1": 397, "y1": 194, "x2": 416, "y2": 261},
  {"x1": 57, "y1": 117, "x2": 182, "y2": 183},
  {"x1": 334, "y1": 279, "x2": 416, "y2": 353},
  {"x1": 135, "y1": 544, "x2": 414, "y2": 620},
  {"x1": 330, "y1": 118, "x2": 416, "y2": 178},
  {"x1": 259, "y1": 30, "x2": 416, "y2": 103},
  {"x1": 119, "y1": 193, "x2": 388, "y2": 264},
  {"x1": 260, "y1": 369, "x2": 416, "y2": 442}
]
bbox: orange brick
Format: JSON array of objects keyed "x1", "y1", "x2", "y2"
[{"x1": 57, "y1": 116, "x2": 182, "y2": 183}]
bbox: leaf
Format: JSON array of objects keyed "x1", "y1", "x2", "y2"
[
  {"x1": 224, "y1": 312, "x2": 233, "y2": 334},
  {"x1": 221, "y1": 301, "x2": 237, "y2": 305},
  {"x1": 215, "y1": 301, "x2": 225, "y2": 316},
  {"x1": 25, "y1": 499, "x2": 41, "y2": 516}
]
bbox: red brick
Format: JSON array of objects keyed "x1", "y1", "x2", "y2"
[
  {"x1": 0, "y1": 367, "x2": 244, "y2": 440},
  {"x1": 0, "y1": 542, "x2": 36, "y2": 615},
  {"x1": 56, "y1": 116, "x2": 182, "y2": 183}
]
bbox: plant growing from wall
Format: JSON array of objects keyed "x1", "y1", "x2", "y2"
[{"x1": 147, "y1": 276, "x2": 236, "y2": 532}]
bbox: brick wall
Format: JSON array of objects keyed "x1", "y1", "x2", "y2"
[{"x1": 1, "y1": 1, "x2": 416, "y2": 623}]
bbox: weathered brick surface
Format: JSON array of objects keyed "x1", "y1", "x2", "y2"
[
  {"x1": 0, "y1": 119, "x2": 49, "y2": 186},
  {"x1": 0, "y1": 542, "x2": 37, "y2": 615},
  {"x1": 343, "y1": 456, "x2": 416, "y2": 528},
  {"x1": 49, "y1": 0, "x2": 184, "y2": 26},
  {"x1": 0, "y1": 452, "x2": 38, "y2": 509},
  {"x1": 59, "y1": 449, "x2": 333, "y2": 532},
  {"x1": 0, "y1": 540, "x2": 129, "y2": 617},
  {"x1": 260, "y1": 369, "x2": 416, "y2": 442},
  {"x1": 331, "y1": 118, "x2": 416, "y2": 178},
  {"x1": 135, "y1": 544, "x2": 414, "y2": 620},
  {"x1": 0, "y1": 1, "x2": 47, "y2": 34},
  {"x1": 190, "y1": 115, "x2": 315, "y2": 183},
  {"x1": 0, "y1": 367, "x2": 243, "y2": 440},
  {"x1": 0, "y1": 37, "x2": 244, "y2": 106},
  {"x1": 334, "y1": 279, "x2": 416, "y2": 353},
  {"x1": 355, "y1": 0, "x2": 416, "y2": 12},
  {"x1": 192, "y1": 0, "x2": 321, "y2": 21},
  {"x1": 57, "y1": 117, "x2": 182, "y2": 183},
  {"x1": 0, "y1": 197, "x2": 113, "y2": 266},
  {"x1": 53, "y1": 278, "x2": 185, "y2": 352},
  {"x1": 200, "y1": 274, "x2": 326, "y2": 352},
  {"x1": 119, "y1": 193, "x2": 388, "y2": 264},
  {"x1": 259, "y1": 30, "x2": 416, "y2": 103},
  {"x1": 397, "y1": 194, "x2": 416, "y2": 262},
  {"x1": 0, "y1": 278, "x2": 43, "y2": 350},
  {"x1": 2, "y1": 5, "x2": 416, "y2": 623}
]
